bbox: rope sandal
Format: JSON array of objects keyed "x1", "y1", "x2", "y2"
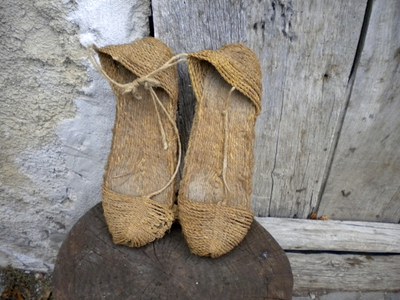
[
  {"x1": 178, "y1": 44, "x2": 262, "y2": 258},
  {"x1": 91, "y1": 38, "x2": 186, "y2": 247}
]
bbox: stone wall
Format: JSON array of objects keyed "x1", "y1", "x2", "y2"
[{"x1": 0, "y1": 0, "x2": 150, "y2": 271}]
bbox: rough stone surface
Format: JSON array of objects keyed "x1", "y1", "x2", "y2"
[{"x1": 0, "y1": 0, "x2": 149, "y2": 271}]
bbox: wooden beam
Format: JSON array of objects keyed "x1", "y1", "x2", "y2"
[
  {"x1": 257, "y1": 217, "x2": 400, "y2": 253},
  {"x1": 289, "y1": 253, "x2": 400, "y2": 294},
  {"x1": 294, "y1": 292, "x2": 400, "y2": 299}
]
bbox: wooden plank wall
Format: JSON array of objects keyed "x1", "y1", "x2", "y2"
[
  {"x1": 152, "y1": 0, "x2": 400, "y2": 222},
  {"x1": 318, "y1": 0, "x2": 400, "y2": 223}
]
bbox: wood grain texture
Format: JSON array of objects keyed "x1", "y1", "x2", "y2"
[
  {"x1": 52, "y1": 204, "x2": 293, "y2": 300},
  {"x1": 152, "y1": 0, "x2": 367, "y2": 218},
  {"x1": 288, "y1": 252, "x2": 400, "y2": 294},
  {"x1": 152, "y1": 0, "x2": 248, "y2": 155},
  {"x1": 257, "y1": 217, "x2": 400, "y2": 253},
  {"x1": 318, "y1": 0, "x2": 400, "y2": 223}
]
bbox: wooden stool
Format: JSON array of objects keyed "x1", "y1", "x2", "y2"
[{"x1": 53, "y1": 203, "x2": 293, "y2": 299}]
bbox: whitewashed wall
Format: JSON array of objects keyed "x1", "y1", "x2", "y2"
[{"x1": 0, "y1": 0, "x2": 150, "y2": 271}]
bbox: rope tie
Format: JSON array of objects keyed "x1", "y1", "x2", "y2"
[
  {"x1": 222, "y1": 86, "x2": 236, "y2": 199},
  {"x1": 89, "y1": 47, "x2": 187, "y2": 199}
]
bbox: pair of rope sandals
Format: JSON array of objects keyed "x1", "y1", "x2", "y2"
[{"x1": 91, "y1": 37, "x2": 262, "y2": 258}]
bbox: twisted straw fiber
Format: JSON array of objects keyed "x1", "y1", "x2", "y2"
[
  {"x1": 96, "y1": 38, "x2": 179, "y2": 248},
  {"x1": 179, "y1": 44, "x2": 262, "y2": 258}
]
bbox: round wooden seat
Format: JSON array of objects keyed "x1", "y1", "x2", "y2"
[{"x1": 53, "y1": 203, "x2": 293, "y2": 299}]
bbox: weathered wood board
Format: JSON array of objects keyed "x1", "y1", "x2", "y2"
[
  {"x1": 294, "y1": 292, "x2": 400, "y2": 299},
  {"x1": 318, "y1": 0, "x2": 400, "y2": 223},
  {"x1": 257, "y1": 217, "x2": 400, "y2": 253},
  {"x1": 288, "y1": 253, "x2": 400, "y2": 294},
  {"x1": 152, "y1": 0, "x2": 367, "y2": 218}
]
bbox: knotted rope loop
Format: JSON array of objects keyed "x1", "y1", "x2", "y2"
[{"x1": 119, "y1": 77, "x2": 162, "y2": 99}]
